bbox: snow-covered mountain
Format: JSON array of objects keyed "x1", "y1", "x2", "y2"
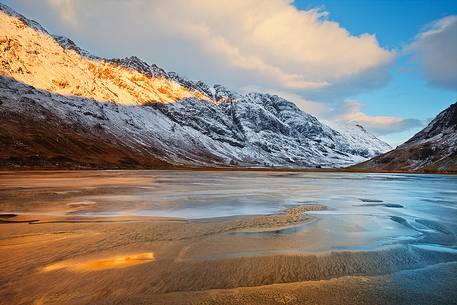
[
  {"x1": 354, "y1": 102, "x2": 457, "y2": 172},
  {"x1": 326, "y1": 122, "x2": 392, "y2": 158},
  {"x1": 0, "y1": 4, "x2": 391, "y2": 169}
]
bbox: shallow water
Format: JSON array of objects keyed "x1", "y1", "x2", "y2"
[{"x1": 1, "y1": 170, "x2": 456, "y2": 252}]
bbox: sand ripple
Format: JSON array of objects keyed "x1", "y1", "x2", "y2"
[{"x1": 42, "y1": 252, "x2": 154, "y2": 272}]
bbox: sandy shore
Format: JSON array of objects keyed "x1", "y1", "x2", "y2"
[{"x1": 1, "y1": 205, "x2": 456, "y2": 305}]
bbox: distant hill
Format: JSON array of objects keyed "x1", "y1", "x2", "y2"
[
  {"x1": 352, "y1": 102, "x2": 457, "y2": 172},
  {"x1": 0, "y1": 4, "x2": 391, "y2": 169}
]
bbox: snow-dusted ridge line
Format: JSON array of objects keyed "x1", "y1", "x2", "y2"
[
  {"x1": 0, "y1": 3, "x2": 212, "y2": 105},
  {"x1": 353, "y1": 102, "x2": 457, "y2": 171},
  {"x1": 326, "y1": 121, "x2": 392, "y2": 158},
  {"x1": 0, "y1": 3, "x2": 392, "y2": 168},
  {"x1": 0, "y1": 3, "x2": 48, "y2": 33}
]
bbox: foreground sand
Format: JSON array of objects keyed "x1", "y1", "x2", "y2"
[{"x1": 1, "y1": 205, "x2": 456, "y2": 305}]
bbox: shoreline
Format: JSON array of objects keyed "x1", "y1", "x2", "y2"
[{"x1": 1, "y1": 166, "x2": 456, "y2": 175}]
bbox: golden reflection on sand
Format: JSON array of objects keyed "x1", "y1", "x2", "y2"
[{"x1": 42, "y1": 252, "x2": 154, "y2": 272}]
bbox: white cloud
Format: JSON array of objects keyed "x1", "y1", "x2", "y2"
[
  {"x1": 334, "y1": 101, "x2": 424, "y2": 136},
  {"x1": 408, "y1": 15, "x2": 457, "y2": 90},
  {"x1": 3, "y1": 0, "x2": 395, "y2": 98},
  {"x1": 46, "y1": 0, "x2": 77, "y2": 27},
  {"x1": 7, "y1": 0, "x2": 426, "y2": 143}
]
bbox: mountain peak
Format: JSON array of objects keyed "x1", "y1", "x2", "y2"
[
  {"x1": 0, "y1": 5, "x2": 211, "y2": 105},
  {"x1": 0, "y1": 3, "x2": 48, "y2": 33},
  {"x1": 354, "y1": 102, "x2": 457, "y2": 171},
  {"x1": 0, "y1": 3, "x2": 394, "y2": 169},
  {"x1": 214, "y1": 84, "x2": 239, "y2": 102},
  {"x1": 53, "y1": 35, "x2": 97, "y2": 59},
  {"x1": 111, "y1": 56, "x2": 158, "y2": 77},
  {"x1": 355, "y1": 124, "x2": 367, "y2": 133}
]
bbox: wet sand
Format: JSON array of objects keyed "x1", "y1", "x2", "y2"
[
  {"x1": 1, "y1": 171, "x2": 457, "y2": 304},
  {"x1": 1, "y1": 204, "x2": 457, "y2": 305}
]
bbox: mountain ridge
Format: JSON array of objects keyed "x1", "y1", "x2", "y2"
[
  {"x1": 353, "y1": 102, "x2": 457, "y2": 172},
  {"x1": 0, "y1": 4, "x2": 392, "y2": 169}
]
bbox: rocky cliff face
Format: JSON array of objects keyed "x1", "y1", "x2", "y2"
[
  {"x1": 353, "y1": 103, "x2": 457, "y2": 172},
  {"x1": 0, "y1": 4, "x2": 391, "y2": 169}
]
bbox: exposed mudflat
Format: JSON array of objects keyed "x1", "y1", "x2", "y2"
[{"x1": 1, "y1": 171, "x2": 456, "y2": 304}]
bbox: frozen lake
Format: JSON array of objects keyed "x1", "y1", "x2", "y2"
[{"x1": 1, "y1": 170, "x2": 456, "y2": 252}]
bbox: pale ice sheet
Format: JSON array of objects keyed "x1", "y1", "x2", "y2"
[{"x1": 1, "y1": 171, "x2": 456, "y2": 252}]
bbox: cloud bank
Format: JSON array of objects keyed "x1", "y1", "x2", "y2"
[
  {"x1": 5, "y1": 0, "x2": 395, "y2": 99},
  {"x1": 334, "y1": 101, "x2": 424, "y2": 136},
  {"x1": 4, "y1": 0, "x2": 434, "y2": 144},
  {"x1": 408, "y1": 15, "x2": 457, "y2": 91}
]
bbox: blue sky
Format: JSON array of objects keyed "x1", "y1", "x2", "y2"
[
  {"x1": 295, "y1": 0, "x2": 456, "y2": 48},
  {"x1": 3, "y1": 0, "x2": 457, "y2": 146},
  {"x1": 295, "y1": 0, "x2": 457, "y2": 145}
]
